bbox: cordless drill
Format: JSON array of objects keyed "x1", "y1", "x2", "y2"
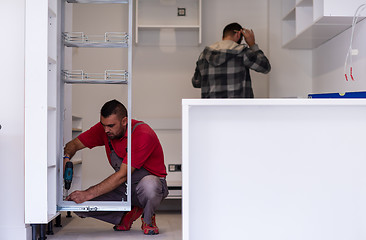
[{"x1": 64, "y1": 161, "x2": 73, "y2": 193}]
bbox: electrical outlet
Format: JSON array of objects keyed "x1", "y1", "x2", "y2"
[
  {"x1": 169, "y1": 164, "x2": 182, "y2": 172},
  {"x1": 178, "y1": 8, "x2": 186, "y2": 16}
]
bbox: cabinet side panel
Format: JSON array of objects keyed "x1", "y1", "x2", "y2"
[{"x1": 25, "y1": 0, "x2": 51, "y2": 224}]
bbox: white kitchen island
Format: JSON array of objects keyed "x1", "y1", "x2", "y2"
[{"x1": 182, "y1": 99, "x2": 366, "y2": 240}]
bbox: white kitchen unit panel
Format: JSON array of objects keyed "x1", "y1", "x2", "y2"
[
  {"x1": 183, "y1": 99, "x2": 366, "y2": 240},
  {"x1": 25, "y1": 0, "x2": 60, "y2": 224}
]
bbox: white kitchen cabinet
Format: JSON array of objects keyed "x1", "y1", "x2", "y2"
[
  {"x1": 183, "y1": 99, "x2": 366, "y2": 240},
  {"x1": 24, "y1": 0, "x2": 134, "y2": 225},
  {"x1": 282, "y1": 0, "x2": 366, "y2": 49},
  {"x1": 135, "y1": 0, "x2": 202, "y2": 45},
  {"x1": 59, "y1": 0, "x2": 134, "y2": 213}
]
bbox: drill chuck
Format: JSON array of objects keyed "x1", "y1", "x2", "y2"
[{"x1": 64, "y1": 161, "x2": 73, "y2": 190}]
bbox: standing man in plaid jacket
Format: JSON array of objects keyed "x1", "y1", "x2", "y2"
[{"x1": 192, "y1": 22, "x2": 271, "y2": 98}]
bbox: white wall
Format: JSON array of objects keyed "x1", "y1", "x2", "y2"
[
  {"x1": 199, "y1": 0, "x2": 269, "y2": 98},
  {"x1": 0, "y1": 1, "x2": 30, "y2": 239},
  {"x1": 313, "y1": 18, "x2": 366, "y2": 93},
  {"x1": 268, "y1": 0, "x2": 313, "y2": 98},
  {"x1": 71, "y1": 0, "x2": 270, "y2": 188}
]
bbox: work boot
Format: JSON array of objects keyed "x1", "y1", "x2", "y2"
[
  {"x1": 141, "y1": 214, "x2": 159, "y2": 235},
  {"x1": 113, "y1": 206, "x2": 143, "y2": 231}
]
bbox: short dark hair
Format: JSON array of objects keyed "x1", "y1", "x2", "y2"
[
  {"x1": 223, "y1": 22, "x2": 243, "y2": 38},
  {"x1": 100, "y1": 99, "x2": 127, "y2": 119}
]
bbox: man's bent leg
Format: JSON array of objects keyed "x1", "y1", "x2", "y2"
[
  {"x1": 75, "y1": 211, "x2": 123, "y2": 225},
  {"x1": 135, "y1": 175, "x2": 168, "y2": 225},
  {"x1": 74, "y1": 185, "x2": 126, "y2": 225}
]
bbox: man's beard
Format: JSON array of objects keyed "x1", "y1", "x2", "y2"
[
  {"x1": 108, "y1": 134, "x2": 122, "y2": 140},
  {"x1": 108, "y1": 130, "x2": 124, "y2": 140}
]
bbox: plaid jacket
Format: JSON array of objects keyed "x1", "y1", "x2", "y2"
[{"x1": 192, "y1": 40, "x2": 271, "y2": 98}]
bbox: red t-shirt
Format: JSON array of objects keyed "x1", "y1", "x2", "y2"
[{"x1": 77, "y1": 119, "x2": 167, "y2": 177}]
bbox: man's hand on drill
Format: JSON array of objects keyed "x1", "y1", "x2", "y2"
[{"x1": 66, "y1": 190, "x2": 92, "y2": 204}]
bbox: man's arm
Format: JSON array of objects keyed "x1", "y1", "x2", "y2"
[
  {"x1": 192, "y1": 64, "x2": 202, "y2": 88},
  {"x1": 241, "y1": 29, "x2": 271, "y2": 74},
  {"x1": 65, "y1": 163, "x2": 136, "y2": 203},
  {"x1": 63, "y1": 137, "x2": 86, "y2": 171}
]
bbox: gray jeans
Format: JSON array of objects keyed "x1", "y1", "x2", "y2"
[{"x1": 75, "y1": 148, "x2": 168, "y2": 225}]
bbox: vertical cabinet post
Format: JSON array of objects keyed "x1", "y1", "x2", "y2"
[{"x1": 25, "y1": 0, "x2": 60, "y2": 224}]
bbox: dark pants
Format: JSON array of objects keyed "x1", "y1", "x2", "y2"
[{"x1": 75, "y1": 167, "x2": 168, "y2": 225}]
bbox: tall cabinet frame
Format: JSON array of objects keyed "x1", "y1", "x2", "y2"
[{"x1": 25, "y1": 0, "x2": 133, "y2": 224}]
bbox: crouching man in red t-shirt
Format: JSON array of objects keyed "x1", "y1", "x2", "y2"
[{"x1": 64, "y1": 99, "x2": 168, "y2": 235}]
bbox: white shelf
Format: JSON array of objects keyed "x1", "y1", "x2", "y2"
[
  {"x1": 282, "y1": 0, "x2": 296, "y2": 18},
  {"x1": 282, "y1": 0, "x2": 366, "y2": 49},
  {"x1": 283, "y1": 8, "x2": 295, "y2": 21},
  {"x1": 166, "y1": 189, "x2": 182, "y2": 200},
  {"x1": 72, "y1": 116, "x2": 82, "y2": 130},
  {"x1": 135, "y1": 0, "x2": 201, "y2": 45}
]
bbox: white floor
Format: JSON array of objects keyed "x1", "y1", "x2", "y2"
[{"x1": 47, "y1": 211, "x2": 182, "y2": 240}]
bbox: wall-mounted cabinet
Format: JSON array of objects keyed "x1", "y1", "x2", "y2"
[
  {"x1": 282, "y1": 0, "x2": 366, "y2": 49},
  {"x1": 135, "y1": 0, "x2": 201, "y2": 46}
]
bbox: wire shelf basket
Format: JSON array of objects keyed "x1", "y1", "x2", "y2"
[
  {"x1": 62, "y1": 70, "x2": 128, "y2": 84},
  {"x1": 63, "y1": 32, "x2": 128, "y2": 48},
  {"x1": 66, "y1": 0, "x2": 128, "y2": 3}
]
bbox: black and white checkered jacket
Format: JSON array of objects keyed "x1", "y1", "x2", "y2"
[{"x1": 192, "y1": 40, "x2": 271, "y2": 98}]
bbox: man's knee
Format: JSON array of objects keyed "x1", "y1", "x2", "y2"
[{"x1": 136, "y1": 175, "x2": 163, "y2": 200}]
